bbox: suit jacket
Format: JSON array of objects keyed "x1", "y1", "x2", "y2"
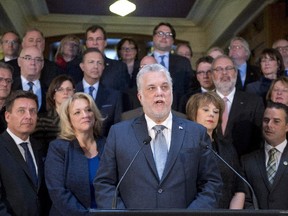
[
  {"x1": 242, "y1": 145, "x2": 288, "y2": 209},
  {"x1": 100, "y1": 57, "x2": 130, "y2": 92},
  {"x1": 235, "y1": 63, "x2": 260, "y2": 91},
  {"x1": 216, "y1": 91, "x2": 264, "y2": 157},
  {"x1": 45, "y1": 137, "x2": 105, "y2": 216},
  {"x1": 94, "y1": 114, "x2": 222, "y2": 209},
  {"x1": 12, "y1": 77, "x2": 48, "y2": 113},
  {"x1": 76, "y1": 82, "x2": 122, "y2": 136},
  {"x1": 0, "y1": 131, "x2": 50, "y2": 216},
  {"x1": 178, "y1": 87, "x2": 202, "y2": 114}
]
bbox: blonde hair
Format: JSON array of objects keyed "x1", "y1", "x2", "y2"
[
  {"x1": 54, "y1": 35, "x2": 83, "y2": 61},
  {"x1": 58, "y1": 92, "x2": 104, "y2": 140}
]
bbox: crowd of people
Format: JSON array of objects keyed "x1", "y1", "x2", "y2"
[{"x1": 0, "y1": 21, "x2": 288, "y2": 215}]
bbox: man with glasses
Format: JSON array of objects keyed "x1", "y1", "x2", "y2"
[
  {"x1": 12, "y1": 46, "x2": 48, "y2": 113},
  {"x1": 228, "y1": 36, "x2": 260, "y2": 91},
  {"x1": 85, "y1": 25, "x2": 130, "y2": 92},
  {"x1": 272, "y1": 39, "x2": 288, "y2": 76},
  {"x1": 152, "y1": 22, "x2": 197, "y2": 111},
  {"x1": 0, "y1": 31, "x2": 20, "y2": 62},
  {"x1": 0, "y1": 62, "x2": 13, "y2": 133},
  {"x1": 212, "y1": 55, "x2": 264, "y2": 157}
]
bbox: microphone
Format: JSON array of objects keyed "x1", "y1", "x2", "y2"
[
  {"x1": 200, "y1": 141, "x2": 259, "y2": 210},
  {"x1": 111, "y1": 136, "x2": 152, "y2": 209}
]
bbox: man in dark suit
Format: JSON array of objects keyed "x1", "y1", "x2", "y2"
[
  {"x1": 85, "y1": 25, "x2": 130, "y2": 92},
  {"x1": 6, "y1": 28, "x2": 59, "y2": 88},
  {"x1": 152, "y1": 22, "x2": 198, "y2": 109},
  {"x1": 12, "y1": 46, "x2": 48, "y2": 113},
  {"x1": 212, "y1": 55, "x2": 264, "y2": 157},
  {"x1": 0, "y1": 31, "x2": 20, "y2": 62},
  {"x1": 0, "y1": 90, "x2": 50, "y2": 215},
  {"x1": 272, "y1": 39, "x2": 288, "y2": 75},
  {"x1": 94, "y1": 63, "x2": 222, "y2": 209},
  {"x1": 242, "y1": 101, "x2": 288, "y2": 209},
  {"x1": 228, "y1": 36, "x2": 260, "y2": 91},
  {"x1": 76, "y1": 48, "x2": 122, "y2": 136}
]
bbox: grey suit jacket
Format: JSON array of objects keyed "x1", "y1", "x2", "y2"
[
  {"x1": 242, "y1": 145, "x2": 288, "y2": 209},
  {"x1": 94, "y1": 114, "x2": 222, "y2": 209},
  {"x1": 0, "y1": 131, "x2": 50, "y2": 216}
]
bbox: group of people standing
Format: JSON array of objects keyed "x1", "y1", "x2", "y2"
[{"x1": 0, "y1": 20, "x2": 288, "y2": 216}]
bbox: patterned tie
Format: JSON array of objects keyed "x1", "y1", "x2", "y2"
[
  {"x1": 27, "y1": 81, "x2": 34, "y2": 93},
  {"x1": 152, "y1": 125, "x2": 168, "y2": 179},
  {"x1": 20, "y1": 142, "x2": 38, "y2": 185},
  {"x1": 267, "y1": 148, "x2": 277, "y2": 184},
  {"x1": 159, "y1": 55, "x2": 166, "y2": 68},
  {"x1": 221, "y1": 97, "x2": 229, "y2": 134},
  {"x1": 89, "y1": 86, "x2": 95, "y2": 99}
]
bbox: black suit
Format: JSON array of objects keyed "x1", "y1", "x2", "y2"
[
  {"x1": 178, "y1": 88, "x2": 202, "y2": 114},
  {"x1": 12, "y1": 77, "x2": 48, "y2": 113},
  {"x1": 76, "y1": 82, "x2": 122, "y2": 136},
  {"x1": 235, "y1": 63, "x2": 260, "y2": 91},
  {"x1": 216, "y1": 91, "x2": 264, "y2": 157},
  {"x1": 0, "y1": 131, "x2": 50, "y2": 216},
  {"x1": 242, "y1": 145, "x2": 288, "y2": 209}
]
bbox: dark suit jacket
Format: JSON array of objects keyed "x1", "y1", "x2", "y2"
[
  {"x1": 178, "y1": 88, "x2": 202, "y2": 114},
  {"x1": 12, "y1": 77, "x2": 48, "y2": 113},
  {"x1": 45, "y1": 137, "x2": 105, "y2": 216},
  {"x1": 216, "y1": 91, "x2": 264, "y2": 157},
  {"x1": 100, "y1": 57, "x2": 130, "y2": 92},
  {"x1": 242, "y1": 145, "x2": 288, "y2": 209},
  {"x1": 94, "y1": 114, "x2": 222, "y2": 209},
  {"x1": 76, "y1": 82, "x2": 122, "y2": 136},
  {"x1": 0, "y1": 131, "x2": 50, "y2": 216},
  {"x1": 235, "y1": 63, "x2": 260, "y2": 91}
]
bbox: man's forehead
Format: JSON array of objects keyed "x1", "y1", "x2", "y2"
[{"x1": 264, "y1": 108, "x2": 286, "y2": 118}]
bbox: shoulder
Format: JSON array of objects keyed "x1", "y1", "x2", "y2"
[
  {"x1": 241, "y1": 149, "x2": 262, "y2": 163},
  {"x1": 235, "y1": 90, "x2": 263, "y2": 102},
  {"x1": 49, "y1": 138, "x2": 72, "y2": 151}
]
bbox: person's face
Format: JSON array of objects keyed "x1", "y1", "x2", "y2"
[
  {"x1": 18, "y1": 47, "x2": 44, "y2": 81},
  {"x1": 22, "y1": 31, "x2": 45, "y2": 52},
  {"x1": 212, "y1": 57, "x2": 237, "y2": 95},
  {"x1": 54, "y1": 80, "x2": 75, "y2": 108},
  {"x1": 270, "y1": 81, "x2": 288, "y2": 106},
  {"x1": 5, "y1": 98, "x2": 37, "y2": 140},
  {"x1": 137, "y1": 71, "x2": 172, "y2": 123},
  {"x1": 273, "y1": 40, "x2": 288, "y2": 61},
  {"x1": 196, "y1": 62, "x2": 214, "y2": 90},
  {"x1": 176, "y1": 45, "x2": 192, "y2": 60},
  {"x1": 153, "y1": 25, "x2": 174, "y2": 53},
  {"x1": 69, "y1": 98, "x2": 95, "y2": 134},
  {"x1": 85, "y1": 30, "x2": 107, "y2": 53},
  {"x1": 1, "y1": 32, "x2": 20, "y2": 58},
  {"x1": 0, "y1": 68, "x2": 12, "y2": 100},
  {"x1": 80, "y1": 52, "x2": 104, "y2": 83},
  {"x1": 228, "y1": 40, "x2": 248, "y2": 62},
  {"x1": 262, "y1": 107, "x2": 288, "y2": 147},
  {"x1": 120, "y1": 41, "x2": 137, "y2": 61},
  {"x1": 62, "y1": 41, "x2": 79, "y2": 59},
  {"x1": 260, "y1": 54, "x2": 278, "y2": 76},
  {"x1": 196, "y1": 102, "x2": 219, "y2": 134}
]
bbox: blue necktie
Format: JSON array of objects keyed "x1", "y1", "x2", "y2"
[
  {"x1": 27, "y1": 82, "x2": 34, "y2": 93},
  {"x1": 159, "y1": 55, "x2": 166, "y2": 68},
  {"x1": 89, "y1": 86, "x2": 95, "y2": 99},
  {"x1": 20, "y1": 142, "x2": 38, "y2": 185},
  {"x1": 153, "y1": 125, "x2": 168, "y2": 179}
]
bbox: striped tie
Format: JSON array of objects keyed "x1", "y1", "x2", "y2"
[
  {"x1": 27, "y1": 81, "x2": 34, "y2": 93},
  {"x1": 267, "y1": 148, "x2": 277, "y2": 184}
]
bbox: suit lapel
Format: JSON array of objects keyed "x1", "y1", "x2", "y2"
[
  {"x1": 95, "y1": 84, "x2": 105, "y2": 108},
  {"x1": 255, "y1": 149, "x2": 271, "y2": 189}
]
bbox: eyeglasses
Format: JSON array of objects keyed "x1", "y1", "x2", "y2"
[
  {"x1": 228, "y1": 45, "x2": 243, "y2": 50},
  {"x1": 20, "y1": 56, "x2": 44, "y2": 63},
  {"x1": 0, "y1": 77, "x2": 13, "y2": 84},
  {"x1": 121, "y1": 47, "x2": 136, "y2": 52},
  {"x1": 196, "y1": 70, "x2": 212, "y2": 76},
  {"x1": 213, "y1": 66, "x2": 235, "y2": 73},
  {"x1": 155, "y1": 31, "x2": 173, "y2": 38},
  {"x1": 272, "y1": 88, "x2": 288, "y2": 94},
  {"x1": 55, "y1": 87, "x2": 75, "y2": 93},
  {"x1": 275, "y1": 46, "x2": 288, "y2": 52},
  {"x1": 2, "y1": 40, "x2": 19, "y2": 45},
  {"x1": 87, "y1": 37, "x2": 104, "y2": 43},
  {"x1": 260, "y1": 58, "x2": 276, "y2": 63}
]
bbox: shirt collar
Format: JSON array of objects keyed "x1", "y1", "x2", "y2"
[
  {"x1": 82, "y1": 79, "x2": 99, "y2": 90},
  {"x1": 265, "y1": 140, "x2": 287, "y2": 154},
  {"x1": 6, "y1": 128, "x2": 30, "y2": 145},
  {"x1": 216, "y1": 87, "x2": 236, "y2": 102},
  {"x1": 145, "y1": 112, "x2": 173, "y2": 131}
]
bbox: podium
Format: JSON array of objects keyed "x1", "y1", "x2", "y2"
[{"x1": 89, "y1": 209, "x2": 288, "y2": 216}]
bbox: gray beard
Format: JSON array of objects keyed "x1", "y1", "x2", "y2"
[{"x1": 214, "y1": 79, "x2": 236, "y2": 95}]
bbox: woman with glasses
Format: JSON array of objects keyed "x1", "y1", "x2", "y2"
[
  {"x1": 32, "y1": 75, "x2": 75, "y2": 153},
  {"x1": 117, "y1": 38, "x2": 140, "y2": 88},
  {"x1": 246, "y1": 48, "x2": 285, "y2": 103},
  {"x1": 266, "y1": 76, "x2": 288, "y2": 106}
]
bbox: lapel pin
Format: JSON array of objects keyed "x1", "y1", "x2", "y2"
[
  {"x1": 179, "y1": 126, "x2": 183, "y2": 130},
  {"x1": 284, "y1": 161, "x2": 288, "y2": 166}
]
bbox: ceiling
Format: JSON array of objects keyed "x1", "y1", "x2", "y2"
[{"x1": 45, "y1": 0, "x2": 197, "y2": 18}]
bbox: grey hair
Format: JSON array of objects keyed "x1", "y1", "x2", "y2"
[
  {"x1": 136, "y1": 63, "x2": 173, "y2": 92},
  {"x1": 230, "y1": 36, "x2": 251, "y2": 60}
]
